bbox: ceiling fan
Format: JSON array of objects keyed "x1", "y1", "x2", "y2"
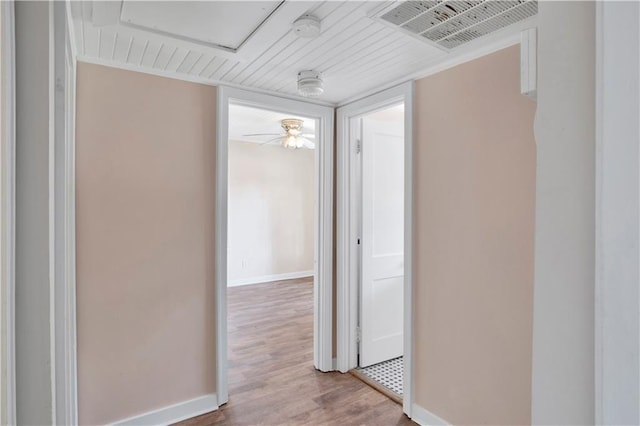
[{"x1": 243, "y1": 118, "x2": 315, "y2": 149}]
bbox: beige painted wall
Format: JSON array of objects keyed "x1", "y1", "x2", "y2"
[
  {"x1": 413, "y1": 46, "x2": 536, "y2": 425},
  {"x1": 75, "y1": 63, "x2": 217, "y2": 424},
  {"x1": 227, "y1": 141, "x2": 314, "y2": 284}
]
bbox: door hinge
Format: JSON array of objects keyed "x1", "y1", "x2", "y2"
[
  {"x1": 356, "y1": 139, "x2": 361, "y2": 154},
  {"x1": 356, "y1": 326, "x2": 361, "y2": 343}
]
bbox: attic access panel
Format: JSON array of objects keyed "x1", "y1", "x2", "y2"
[
  {"x1": 373, "y1": 0, "x2": 538, "y2": 50},
  {"x1": 120, "y1": 1, "x2": 284, "y2": 51}
]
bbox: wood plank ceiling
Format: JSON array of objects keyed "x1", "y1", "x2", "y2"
[{"x1": 70, "y1": 1, "x2": 535, "y2": 105}]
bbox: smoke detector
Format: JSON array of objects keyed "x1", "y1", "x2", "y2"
[
  {"x1": 292, "y1": 14, "x2": 321, "y2": 38},
  {"x1": 297, "y1": 70, "x2": 324, "y2": 97}
]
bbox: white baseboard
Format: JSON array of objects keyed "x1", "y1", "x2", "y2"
[
  {"x1": 110, "y1": 393, "x2": 218, "y2": 426},
  {"x1": 411, "y1": 403, "x2": 450, "y2": 426},
  {"x1": 228, "y1": 270, "x2": 313, "y2": 287}
]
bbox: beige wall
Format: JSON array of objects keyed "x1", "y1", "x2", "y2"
[
  {"x1": 413, "y1": 46, "x2": 536, "y2": 425},
  {"x1": 228, "y1": 141, "x2": 314, "y2": 284},
  {"x1": 75, "y1": 63, "x2": 216, "y2": 424}
]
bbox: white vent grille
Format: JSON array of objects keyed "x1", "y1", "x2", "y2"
[{"x1": 375, "y1": 0, "x2": 538, "y2": 50}]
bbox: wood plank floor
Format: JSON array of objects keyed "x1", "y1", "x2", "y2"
[{"x1": 176, "y1": 277, "x2": 414, "y2": 426}]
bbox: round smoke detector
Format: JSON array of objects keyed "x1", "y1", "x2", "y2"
[
  {"x1": 292, "y1": 14, "x2": 321, "y2": 38},
  {"x1": 297, "y1": 70, "x2": 324, "y2": 97}
]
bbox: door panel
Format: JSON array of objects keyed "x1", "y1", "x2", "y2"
[{"x1": 360, "y1": 114, "x2": 404, "y2": 367}]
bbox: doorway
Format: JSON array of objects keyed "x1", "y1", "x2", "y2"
[
  {"x1": 336, "y1": 82, "x2": 414, "y2": 416},
  {"x1": 215, "y1": 87, "x2": 334, "y2": 406},
  {"x1": 354, "y1": 103, "x2": 405, "y2": 399},
  {"x1": 226, "y1": 104, "x2": 316, "y2": 288}
]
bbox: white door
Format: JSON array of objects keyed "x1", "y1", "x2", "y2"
[{"x1": 359, "y1": 113, "x2": 404, "y2": 367}]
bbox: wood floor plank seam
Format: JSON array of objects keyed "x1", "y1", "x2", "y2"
[{"x1": 175, "y1": 277, "x2": 414, "y2": 426}]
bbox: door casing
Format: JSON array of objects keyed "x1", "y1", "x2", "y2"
[
  {"x1": 336, "y1": 81, "x2": 414, "y2": 416},
  {"x1": 0, "y1": 1, "x2": 16, "y2": 424},
  {"x1": 215, "y1": 86, "x2": 335, "y2": 405}
]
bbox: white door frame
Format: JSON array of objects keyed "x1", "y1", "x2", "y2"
[
  {"x1": 336, "y1": 81, "x2": 414, "y2": 416},
  {"x1": 54, "y1": 1, "x2": 78, "y2": 424},
  {"x1": 0, "y1": 1, "x2": 16, "y2": 424},
  {"x1": 215, "y1": 86, "x2": 334, "y2": 405},
  {"x1": 594, "y1": 1, "x2": 640, "y2": 424}
]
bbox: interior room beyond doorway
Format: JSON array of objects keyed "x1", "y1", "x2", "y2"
[{"x1": 227, "y1": 103, "x2": 316, "y2": 288}]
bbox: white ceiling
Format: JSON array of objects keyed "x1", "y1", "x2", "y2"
[
  {"x1": 119, "y1": 1, "x2": 282, "y2": 50},
  {"x1": 70, "y1": 1, "x2": 537, "y2": 105}
]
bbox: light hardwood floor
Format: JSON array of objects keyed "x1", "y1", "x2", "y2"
[{"x1": 176, "y1": 277, "x2": 414, "y2": 425}]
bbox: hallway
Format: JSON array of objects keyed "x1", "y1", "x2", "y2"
[{"x1": 177, "y1": 278, "x2": 413, "y2": 425}]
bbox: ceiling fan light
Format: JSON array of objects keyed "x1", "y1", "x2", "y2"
[
  {"x1": 297, "y1": 70, "x2": 324, "y2": 97},
  {"x1": 281, "y1": 118, "x2": 304, "y2": 132},
  {"x1": 283, "y1": 134, "x2": 297, "y2": 149}
]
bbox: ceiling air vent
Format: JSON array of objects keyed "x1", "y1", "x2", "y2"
[{"x1": 373, "y1": 0, "x2": 538, "y2": 50}]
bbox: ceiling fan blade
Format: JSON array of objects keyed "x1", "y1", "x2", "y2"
[
  {"x1": 258, "y1": 136, "x2": 283, "y2": 146},
  {"x1": 242, "y1": 133, "x2": 281, "y2": 137},
  {"x1": 300, "y1": 138, "x2": 316, "y2": 149}
]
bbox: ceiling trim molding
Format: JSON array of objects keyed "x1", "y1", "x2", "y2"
[
  {"x1": 336, "y1": 15, "x2": 537, "y2": 107},
  {"x1": 75, "y1": 55, "x2": 336, "y2": 107}
]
